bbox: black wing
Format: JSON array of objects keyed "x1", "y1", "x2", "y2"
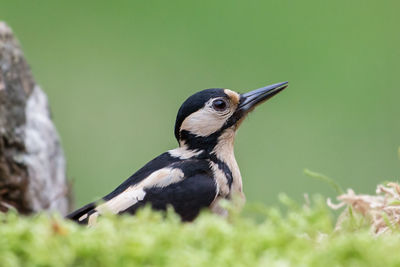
[
  {"x1": 121, "y1": 173, "x2": 217, "y2": 221},
  {"x1": 66, "y1": 154, "x2": 217, "y2": 224},
  {"x1": 66, "y1": 152, "x2": 180, "y2": 223},
  {"x1": 102, "y1": 152, "x2": 181, "y2": 201}
]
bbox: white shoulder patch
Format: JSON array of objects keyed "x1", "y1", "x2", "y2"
[
  {"x1": 168, "y1": 145, "x2": 202, "y2": 159},
  {"x1": 96, "y1": 188, "x2": 146, "y2": 216}
]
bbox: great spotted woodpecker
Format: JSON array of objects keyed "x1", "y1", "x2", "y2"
[{"x1": 66, "y1": 82, "x2": 288, "y2": 225}]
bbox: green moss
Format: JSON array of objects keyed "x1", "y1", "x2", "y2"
[{"x1": 1, "y1": 196, "x2": 399, "y2": 267}]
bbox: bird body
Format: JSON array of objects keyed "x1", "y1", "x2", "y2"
[{"x1": 67, "y1": 82, "x2": 288, "y2": 225}]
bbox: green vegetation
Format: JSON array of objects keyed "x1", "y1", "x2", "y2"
[{"x1": 2, "y1": 196, "x2": 400, "y2": 267}]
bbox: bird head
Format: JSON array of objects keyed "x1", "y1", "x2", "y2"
[{"x1": 174, "y1": 82, "x2": 288, "y2": 153}]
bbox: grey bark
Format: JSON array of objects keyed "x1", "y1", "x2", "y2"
[{"x1": 0, "y1": 22, "x2": 70, "y2": 215}]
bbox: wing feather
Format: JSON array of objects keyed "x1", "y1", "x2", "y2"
[
  {"x1": 122, "y1": 173, "x2": 218, "y2": 221},
  {"x1": 67, "y1": 155, "x2": 217, "y2": 225},
  {"x1": 71, "y1": 167, "x2": 185, "y2": 225}
]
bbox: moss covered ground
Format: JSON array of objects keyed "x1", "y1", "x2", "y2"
[{"x1": 1, "y1": 195, "x2": 400, "y2": 267}]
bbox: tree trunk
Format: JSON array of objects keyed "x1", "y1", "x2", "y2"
[{"x1": 0, "y1": 22, "x2": 70, "y2": 215}]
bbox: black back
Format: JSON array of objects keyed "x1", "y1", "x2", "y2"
[{"x1": 119, "y1": 159, "x2": 217, "y2": 221}]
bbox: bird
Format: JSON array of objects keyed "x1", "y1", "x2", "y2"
[{"x1": 66, "y1": 81, "x2": 288, "y2": 225}]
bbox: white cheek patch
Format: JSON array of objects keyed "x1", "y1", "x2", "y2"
[
  {"x1": 180, "y1": 102, "x2": 233, "y2": 137},
  {"x1": 180, "y1": 108, "x2": 224, "y2": 137}
]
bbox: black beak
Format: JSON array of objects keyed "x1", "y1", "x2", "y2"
[{"x1": 238, "y1": 81, "x2": 288, "y2": 113}]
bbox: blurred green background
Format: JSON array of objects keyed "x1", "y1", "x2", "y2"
[{"x1": 1, "y1": 0, "x2": 399, "y2": 208}]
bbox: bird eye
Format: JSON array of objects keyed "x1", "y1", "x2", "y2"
[{"x1": 212, "y1": 99, "x2": 228, "y2": 111}]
